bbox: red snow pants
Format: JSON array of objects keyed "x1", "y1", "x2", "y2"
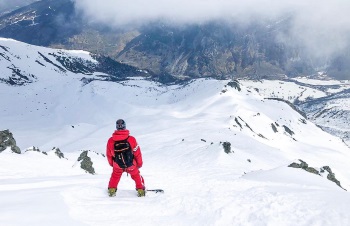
[{"x1": 108, "y1": 163, "x2": 145, "y2": 190}]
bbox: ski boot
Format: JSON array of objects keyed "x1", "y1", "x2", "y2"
[
  {"x1": 137, "y1": 188, "x2": 146, "y2": 197},
  {"x1": 108, "y1": 188, "x2": 117, "y2": 197}
]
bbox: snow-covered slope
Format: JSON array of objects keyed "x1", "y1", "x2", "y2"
[
  {"x1": 301, "y1": 93, "x2": 350, "y2": 145},
  {"x1": 241, "y1": 78, "x2": 350, "y2": 146},
  {"x1": 0, "y1": 38, "x2": 147, "y2": 86},
  {"x1": 241, "y1": 78, "x2": 350, "y2": 102},
  {"x1": 1, "y1": 40, "x2": 350, "y2": 225}
]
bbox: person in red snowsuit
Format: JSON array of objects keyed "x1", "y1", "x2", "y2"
[{"x1": 106, "y1": 119, "x2": 145, "y2": 197}]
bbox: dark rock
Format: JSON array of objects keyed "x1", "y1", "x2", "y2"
[
  {"x1": 288, "y1": 162, "x2": 301, "y2": 168},
  {"x1": 298, "y1": 159, "x2": 308, "y2": 169},
  {"x1": 305, "y1": 167, "x2": 320, "y2": 175},
  {"x1": 288, "y1": 159, "x2": 313, "y2": 171},
  {"x1": 0, "y1": 129, "x2": 21, "y2": 154},
  {"x1": 283, "y1": 125, "x2": 295, "y2": 136},
  {"x1": 26, "y1": 146, "x2": 41, "y2": 152},
  {"x1": 234, "y1": 117, "x2": 242, "y2": 129},
  {"x1": 222, "y1": 142, "x2": 232, "y2": 154},
  {"x1": 227, "y1": 80, "x2": 241, "y2": 91},
  {"x1": 299, "y1": 118, "x2": 307, "y2": 124},
  {"x1": 245, "y1": 123, "x2": 254, "y2": 132},
  {"x1": 77, "y1": 150, "x2": 95, "y2": 175},
  {"x1": 289, "y1": 160, "x2": 346, "y2": 190},
  {"x1": 25, "y1": 146, "x2": 51, "y2": 156},
  {"x1": 258, "y1": 134, "x2": 267, "y2": 139},
  {"x1": 11, "y1": 145, "x2": 21, "y2": 154},
  {"x1": 321, "y1": 166, "x2": 345, "y2": 190},
  {"x1": 52, "y1": 147, "x2": 65, "y2": 159},
  {"x1": 271, "y1": 123, "x2": 278, "y2": 133}
]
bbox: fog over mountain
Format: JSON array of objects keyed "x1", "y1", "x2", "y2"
[
  {"x1": 0, "y1": 0, "x2": 349, "y2": 79},
  {"x1": 74, "y1": 0, "x2": 350, "y2": 78}
]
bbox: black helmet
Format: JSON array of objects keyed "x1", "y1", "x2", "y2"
[{"x1": 116, "y1": 119, "x2": 126, "y2": 130}]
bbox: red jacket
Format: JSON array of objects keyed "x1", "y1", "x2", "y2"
[{"x1": 106, "y1": 129, "x2": 143, "y2": 169}]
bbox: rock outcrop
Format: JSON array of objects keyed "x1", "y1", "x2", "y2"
[
  {"x1": 222, "y1": 142, "x2": 232, "y2": 154},
  {"x1": 0, "y1": 129, "x2": 21, "y2": 154},
  {"x1": 52, "y1": 147, "x2": 65, "y2": 159},
  {"x1": 77, "y1": 150, "x2": 95, "y2": 175},
  {"x1": 288, "y1": 159, "x2": 346, "y2": 190}
]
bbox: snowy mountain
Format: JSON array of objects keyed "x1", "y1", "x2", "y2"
[
  {"x1": 0, "y1": 38, "x2": 149, "y2": 86},
  {"x1": 300, "y1": 90, "x2": 350, "y2": 146},
  {"x1": 241, "y1": 78, "x2": 350, "y2": 146},
  {"x1": 0, "y1": 0, "x2": 341, "y2": 80},
  {"x1": 1, "y1": 40, "x2": 350, "y2": 225},
  {"x1": 0, "y1": 0, "x2": 80, "y2": 46}
]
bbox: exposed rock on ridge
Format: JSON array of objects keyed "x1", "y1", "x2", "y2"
[{"x1": 0, "y1": 129, "x2": 21, "y2": 154}]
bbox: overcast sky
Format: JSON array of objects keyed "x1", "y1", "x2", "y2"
[{"x1": 73, "y1": 0, "x2": 350, "y2": 61}]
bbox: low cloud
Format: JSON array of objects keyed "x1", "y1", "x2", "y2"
[
  {"x1": 74, "y1": 0, "x2": 294, "y2": 26},
  {"x1": 74, "y1": 0, "x2": 350, "y2": 65}
]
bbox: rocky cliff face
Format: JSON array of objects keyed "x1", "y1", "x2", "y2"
[
  {"x1": 0, "y1": 130, "x2": 21, "y2": 154},
  {"x1": 116, "y1": 22, "x2": 315, "y2": 80}
]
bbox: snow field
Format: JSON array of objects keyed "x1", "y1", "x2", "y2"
[{"x1": 1, "y1": 63, "x2": 350, "y2": 225}]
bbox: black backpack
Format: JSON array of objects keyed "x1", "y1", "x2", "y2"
[{"x1": 113, "y1": 137, "x2": 134, "y2": 168}]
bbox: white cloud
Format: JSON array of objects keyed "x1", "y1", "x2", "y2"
[
  {"x1": 73, "y1": 0, "x2": 350, "y2": 59},
  {"x1": 74, "y1": 0, "x2": 288, "y2": 25}
]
